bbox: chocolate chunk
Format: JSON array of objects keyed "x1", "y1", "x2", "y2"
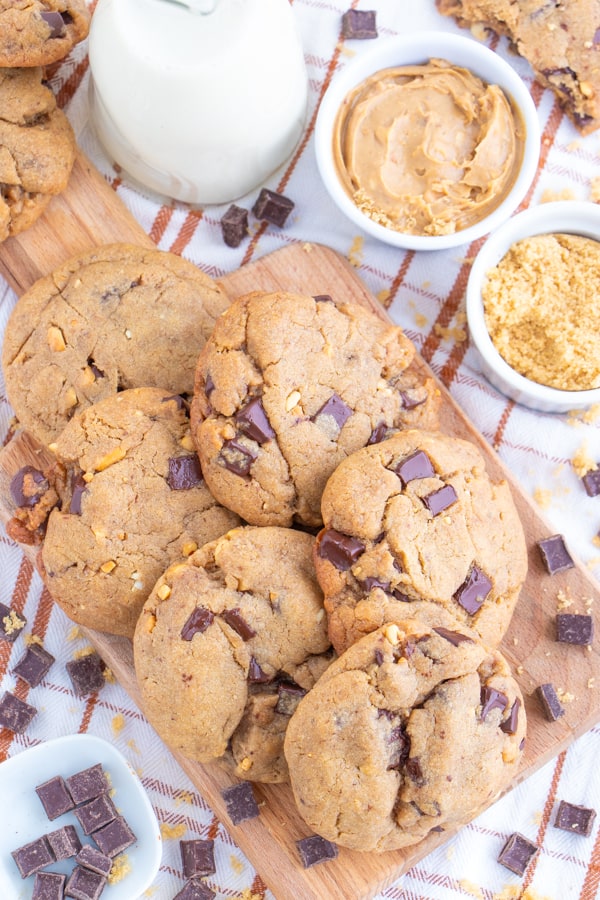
[
  {"x1": 11, "y1": 836, "x2": 54, "y2": 878},
  {"x1": 174, "y1": 881, "x2": 216, "y2": 900},
  {"x1": 480, "y1": 686, "x2": 508, "y2": 721},
  {"x1": 296, "y1": 834, "x2": 339, "y2": 868},
  {"x1": 10, "y1": 465, "x2": 47, "y2": 507},
  {"x1": 167, "y1": 455, "x2": 203, "y2": 490},
  {"x1": 582, "y1": 468, "x2": 600, "y2": 496},
  {"x1": 453, "y1": 565, "x2": 492, "y2": 615},
  {"x1": 317, "y1": 528, "x2": 365, "y2": 570},
  {"x1": 181, "y1": 606, "x2": 214, "y2": 640},
  {"x1": 313, "y1": 294, "x2": 334, "y2": 303},
  {"x1": 252, "y1": 188, "x2": 294, "y2": 227},
  {"x1": 75, "y1": 845, "x2": 113, "y2": 877},
  {"x1": 405, "y1": 757, "x2": 425, "y2": 785},
  {"x1": 235, "y1": 397, "x2": 275, "y2": 444},
  {"x1": 399, "y1": 389, "x2": 426, "y2": 411},
  {"x1": 422, "y1": 483, "x2": 458, "y2": 516},
  {"x1": 36, "y1": 775, "x2": 75, "y2": 819},
  {"x1": 432, "y1": 626, "x2": 474, "y2": 646},
  {"x1": 312, "y1": 393, "x2": 352, "y2": 431},
  {"x1": 341, "y1": 9, "x2": 377, "y2": 39},
  {"x1": 554, "y1": 800, "x2": 597, "y2": 836},
  {"x1": 275, "y1": 681, "x2": 306, "y2": 716},
  {"x1": 222, "y1": 781, "x2": 260, "y2": 825},
  {"x1": 0, "y1": 602, "x2": 26, "y2": 642},
  {"x1": 556, "y1": 613, "x2": 594, "y2": 645},
  {"x1": 387, "y1": 723, "x2": 410, "y2": 771},
  {"x1": 536, "y1": 683, "x2": 565, "y2": 721},
  {"x1": 395, "y1": 449, "x2": 434, "y2": 486},
  {"x1": 46, "y1": 824, "x2": 82, "y2": 860},
  {"x1": 497, "y1": 832, "x2": 539, "y2": 876},
  {"x1": 247, "y1": 656, "x2": 271, "y2": 683},
  {"x1": 0, "y1": 690, "x2": 37, "y2": 733},
  {"x1": 41, "y1": 10, "x2": 67, "y2": 38},
  {"x1": 500, "y1": 698, "x2": 521, "y2": 735},
  {"x1": 70, "y1": 472, "x2": 88, "y2": 514},
  {"x1": 368, "y1": 421, "x2": 390, "y2": 445},
  {"x1": 64, "y1": 866, "x2": 107, "y2": 900},
  {"x1": 219, "y1": 438, "x2": 257, "y2": 477},
  {"x1": 537, "y1": 534, "x2": 575, "y2": 574},
  {"x1": 92, "y1": 816, "x2": 136, "y2": 857},
  {"x1": 32, "y1": 871, "x2": 66, "y2": 900},
  {"x1": 74, "y1": 793, "x2": 118, "y2": 835},
  {"x1": 66, "y1": 652, "x2": 105, "y2": 698},
  {"x1": 221, "y1": 204, "x2": 249, "y2": 247},
  {"x1": 66, "y1": 764, "x2": 109, "y2": 805},
  {"x1": 180, "y1": 838, "x2": 216, "y2": 878},
  {"x1": 220, "y1": 607, "x2": 256, "y2": 641},
  {"x1": 13, "y1": 642, "x2": 55, "y2": 687},
  {"x1": 361, "y1": 575, "x2": 391, "y2": 592}
]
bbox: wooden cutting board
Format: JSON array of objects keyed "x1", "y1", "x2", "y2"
[{"x1": 1, "y1": 149, "x2": 600, "y2": 900}]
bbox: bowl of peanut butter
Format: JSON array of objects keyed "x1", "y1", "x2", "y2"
[{"x1": 315, "y1": 31, "x2": 540, "y2": 250}]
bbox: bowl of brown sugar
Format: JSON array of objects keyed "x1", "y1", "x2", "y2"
[{"x1": 466, "y1": 201, "x2": 600, "y2": 413}]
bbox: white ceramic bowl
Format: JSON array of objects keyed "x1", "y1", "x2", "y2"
[
  {"x1": 466, "y1": 201, "x2": 600, "y2": 413},
  {"x1": 314, "y1": 31, "x2": 540, "y2": 251}
]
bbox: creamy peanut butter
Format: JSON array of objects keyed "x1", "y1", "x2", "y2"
[{"x1": 333, "y1": 58, "x2": 524, "y2": 236}]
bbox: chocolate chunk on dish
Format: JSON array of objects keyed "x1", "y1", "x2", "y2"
[
  {"x1": 64, "y1": 866, "x2": 107, "y2": 900},
  {"x1": 11, "y1": 835, "x2": 54, "y2": 878},
  {"x1": 497, "y1": 830, "x2": 539, "y2": 876},
  {"x1": 75, "y1": 845, "x2": 113, "y2": 878},
  {"x1": 36, "y1": 775, "x2": 75, "y2": 819},
  {"x1": 65, "y1": 763, "x2": 109, "y2": 804},
  {"x1": 91, "y1": 816, "x2": 136, "y2": 857},
  {"x1": 46, "y1": 824, "x2": 82, "y2": 860},
  {"x1": 554, "y1": 800, "x2": 597, "y2": 837},
  {"x1": 0, "y1": 1, "x2": 90, "y2": 67},
  {"x1": 32, "y1": 871, "x2": 66, "y2": 900},
  {"x1": 537, "y1": 534, "x2": 575, "y2": 574}
]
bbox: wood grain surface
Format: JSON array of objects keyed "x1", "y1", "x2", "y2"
[{"x1": 1, "y1": 149, "x2": 600, "y2": 899}]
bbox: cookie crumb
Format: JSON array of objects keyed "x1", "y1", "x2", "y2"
[
  {"x1": 111, "y1": 714, "x2": 125, "y2": 736},
  {"x1": 348, "y1": 235, "x2": 364, "y2": 267},
  {"x1": 541, "y1": 187, "x2": 576, "y2": 202},
  {"x1": 572, "y1": 441, "x2": 597, "y2": 477},
  {"x1": 108, "y1": 854, "x2": 131, "y2": 884},
  {"x1": 533, "y1": 487, "x2": 552, "y2": 509},
  {"x1": 459, "y1": 879, "x2": 484, "y2": 898},
  {"x1": 433, "y1": 323, "x2": 467, "y2": 342},
  {"x1": 160, "y1": 822, "x2": 187, "y2": 841},
  {"x1": 556, "y1": 687, "x2": 575, "y2": 704}
]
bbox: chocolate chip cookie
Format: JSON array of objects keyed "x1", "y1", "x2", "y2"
[
  {"x1": 133, "y1": 526, "x2": 333, "y2": 781},
  {"x1": 2, "y1": 243, "x2": 229, "y2": 445},
  {"x1": 0, "y1": 67, "x2": 76, "y2": 243},
  {"x1": 284, "y1": 619, "x2": 526, "y2": 851},
  {"x1": 191, "y1": 290, "x2": 430, "y2": 529},
  {"x1": 41, "y1": 387, "x2": 240, "y2": 638},
  {"x1": 315, "y1": 428, "x2": 527, "y2": 653},
  {"x1": 0, "y1": 1, "x2": 90, "y2": 67}
]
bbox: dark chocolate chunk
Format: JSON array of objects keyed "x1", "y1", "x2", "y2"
[
  {"x1": 66, "y1": 652, "x2": 105, "y2": 698},
  {"x1": 235, "y1": 397, "x2": 275, "y2": 444},
  {"x1": 387, "y1": 723, "x2": 410, "y2": 771},
  {"x1": 537, "y1": 534, "x2": 575, "y2": 574},
  {"x1": 74, "y1": 793, "x2": 118, "y2": 835},
  {"x1": 222, "y1": 781, "x2": 260, "y2": 825},
  {"x1": 582, "y1": 468, "x2": 600, "y2": 497},
  {"x1": 0, "y1": 601, "x2": 26, "y2": 642},
  {"x1": 219, "y1": 438, "x2": 258, "y2": 477},
  {"x1": 405, "y1": 757, "x2": 425, "y2": 785},
  {"x1": 167, "y1": 455, "x2": 203, "y2": 490},
  {"x1": 75, "y1": 845, "x2": 113, "y2": 877},
  {"x1": 252, "y1": 187, "x2": 295, "y2": 227},
  {"x1": 181, "y1": 606, "x2": 214, "y2": 640},
  {"x1": 556, "y1": 613, "x2": 594, "y2": 645},
  {"x1": 247, "y1": 656, "x2": 271, "y2": 683},
  {"x1": 432, "y1": 626, "x2": 475, "y2": 646},
  {"x1": 220, "y1": 607, "x2": 256, "y2": 641},
  {"x1": 500, "y1": 698, "x2": 521, "y2": 735},
  {"x1": 480, "y1": 686, "x2": 508, "y2": 721},
  {"x1": 368, "y1": 421, "x2": 389, "y2": 445},
  {"x1": 296, "y1": 834, "x2": 339, "y2": 868},
  {"x1": 91, "y1": 816, "x2": 136, "y2": 857},
  {"x1": 399, "y1": 389, "x2": 426, "y2": 411},
  {"x1": 64, "y1": 865, "x2": 107, "y2": 900},
  {"x1": 180, "y1": 838, "x2": 216, "y2": 878},
  {"x1": 41, "y1": 10, "x2": 67, "y2": 37},
  {"x1": 36, "y1": 775, "x2": 75, "y2": 819},
  {"x1": 313, "y1": 294, "x2": 334, "y2": 303},
  {"x1": 10, "y1": 465, "x2": 47, "y2": 507},
  {"x1": 70, "y1": 471, "x2": 88, "y2": 515},
  {"x1": 422, "y1": 483, "x2": 457, "y2": 516},
  {"x1": 317, "y1": 528, "x2": 365, "y2": 570},
  {"x1": 312, "y1": 393, "x2": 352, "y2": 431},
  {"x1": 11, "y1": 836, "x2": 54, "y2": 878},
  {"x1": 66, "y1": 764, "x2": 109, "y2": 805},
  {"x1": 341, "y1": 8, "x2": 377, "y2": 39},
  {"x1": 32, "y1": 871, "x2": 66, "y2": 900},
  {"x1": 497, "y1": 832, "x2": 539, "y2": 876},
  {"x1": 361, "y1": 575, "x2": 391, "y2": 592},
  {"x1": 536, "y1": 683, "x2": 565, "y2": 721},
  {"x1": 46, "y1": 824, "x2": 82, "y2": 860},
  {"x1": 174, "y1": 880, "x2": 216, "y2": 900},
  {"x1": 221, "y1": 204, "x2": 249, "y2": 247},
  {"x1": 453, "y1": 565, "x2": 492, "y2": 615},
  {"x1": 275, "y1": 681, "x2": 306, "y2": 716},
  {"x1": 13, "y1": 642, "x2": 55, "y2": 687},
  {"x1": 395, "y1": 449, "x2": 434, "y2": 486},
  {"x1": 0, "y1": 690, "x2": 37, "y2": 733},
  {"x1": 554, "y1": 800, "x2": 597, "y2": 836}
]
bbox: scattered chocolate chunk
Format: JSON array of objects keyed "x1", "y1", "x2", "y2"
[
  {"x1": 222, "y1": 781, "x2": 260, "y2": 825},
  {"x1": 220, "y1": 607, "x2": 256, "y2": 641},
  {"x1": 537, "y1": 534, "x2": 575, "y2": 574},
  {"x1": 317, "y1": 528, "x2": 365, "y2": 570},
  {"x1": 500, "y1": 698, "x2": 521, "y2": 735},
  {"x1": 422, "y1": 484, "x2": 457, "y2": 516},
  {"x1": 13, "y1": 642, "x2": 55, "y2": 687},
  {"x1": 66, "y1": 764, "x2": 109, "y2": 805},
  {"x1": 536, "y1": 683, "x2": 565, "y2": 721},
  {"x1": 453, "y1": 565, "x2": 492, "y2": 615},
  {"x1": 312, "y1": 394, "x2": 352, "y2": 431},
  {"x1": 75, "y1": 845, "x2": 113, "y2": 878},
  {"x1": 46, "y1": 824, "x2": 82, "y2": 861},
  {"x1": 0, "y1": 690, "x2": 37, "y2": 733},
  {"x1": 221, "y1": 204, "x2": 249, "y2": 247},
  {"x1": 235, "y1": 397, "x2": 275, "y2": 444},
  {"x1": 275, "y1": 681, "x2": 306, "y2": 716},
  {"x1": 432, "y1": 626, "x2": 474, "y2": 646},
  {"x1": 219, "y1": 438, "x2": 258, "y2": 477},
  {"x1": 174, "y1": 880, "x2": 216, "y2": 900},
  {"x1": 556, "y1": 613, "x2": 594, "y2": 645},
  {"x1": 41, "y1": 10, "x2": 68, "y2": 38},
  {"x1": 181, "y1": 606, "x2": 215, "y2": 640},
  {"x1": 66, "y1": 652, "x2": 105, "y2": 698},
  {"x1": 480, "y1": 686, "x2": 508, "y2": 721},
  {"x1": 313, "y1": 294, "x2": 334, "y2": 303},
  {"x1": 0, "y1": 602, "x2": 26, "y2": 642},
  {"x1": 167, "y1": 455, "x2": 203, "y2": 490},
  {"x1": 74, "y1": 793, "x2": 118, "y2": 835},
  {"x1": 11, "y1": 835, "x2": 54, "y2": 878},
  {"x1": 497, "y1": 832, "x2": 539, "y2": 876},
  {"x1": 582, "y1": 468, "x2": 600, "y2": 497},
  {"x1": 395, "y1": 449, "x2": 434, "y2": 486},
  {"x1": 341, "y1": 8, "x2": 377, "y2": 38},
  {"x1": 180, "y1": 838, "x2": 216, "y2": 878},
  {"x1": 36, "y1": 775, "x2": 75, "y2": 819},
  {"x1": 70, "y1": 472, "x2": 88, "y2": 515},
  {"x1": 10, "y1": 465, "x2": 47, "y2": 507},
  {"x1": 92, "y1": 816, "x2": 136, "y2": 857},
  {"x1": 554, "y1": 800, "x2": 597, "y2": 836},
  {"x1": 32, "y1": 871, "x2": 66, "y2": 900},
  {"x1": 247, "y1": 656, "x2": 271, "y2": 683},
  {"x1": 252, "y1": 187, "x2": 294, "y2": 227},
  {"x1": 296, "y1": 834, "x2": 339, "y2": 868},
  {"x1": 64, "y1": 865, "x2": 107, "y2": 900}
]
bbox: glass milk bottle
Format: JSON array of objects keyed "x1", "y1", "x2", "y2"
[{"x1": 88, "y1": 0, "x2": 308, "y2": 204}]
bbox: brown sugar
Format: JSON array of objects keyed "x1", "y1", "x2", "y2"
[{"x1": 482, "y1": 233, "x2": 600, "y2": 391}]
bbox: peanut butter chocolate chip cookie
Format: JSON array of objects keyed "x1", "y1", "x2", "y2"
[
  {"x1": 284, "y1": 620, "x2": 526, "y2": 851},
  {"x1": 133, "y1": 526, "x2": 333, "y2": 781},
  {"x1": 0, "y1": 67, "x2": 75, "y2": 243},
  {"x1": 191, "y1": 290, "x2": 433, "y2": 529},
  {"x1": 0, "y1": 0, "x2": 90, "y2": 68},
  {"x1": 41, "y1": 388, "x2": 240, "y2": 637},
  {"x1": 2, "y1": 243, "x2": 229, "y2": 445},
  {"x1": 315, "y1": 429, "x2": 527, "y2": 653}
]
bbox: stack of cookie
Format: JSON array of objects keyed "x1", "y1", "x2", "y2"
[
  {"x1": 3, "y1": 252, "x2": 528, "y2": 854},
  {"x1": 0, "y1": 1, "x2": 90, "y2": 242}
]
